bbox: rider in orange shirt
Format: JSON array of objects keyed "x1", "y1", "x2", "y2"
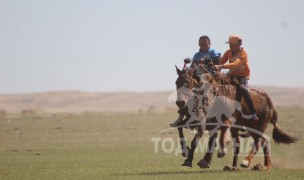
[{"x1": 215, "y1": 34, "x2": 259, "y2": 123}]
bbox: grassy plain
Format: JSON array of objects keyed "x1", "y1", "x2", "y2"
[{"x1": 0, "y1": 107, "x2": 303, "y2": 179}]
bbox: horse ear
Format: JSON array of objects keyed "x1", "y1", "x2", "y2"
[{"x1": 175, "y1": 65, "x2": 182, "y2": 76}]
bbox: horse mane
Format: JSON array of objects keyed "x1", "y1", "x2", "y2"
[
  {"x1": 192, "y1": 63, "x2": 239, "y2": 86},
  {"x1": 176, "y1": 67, "x2": 199, "y2": 88},
  {"x1": 178, "y1": 64, "x2": 239, "y2": 90},
  {"x1": 212, "y1": 71, "x2": 239, "y2": 86},
  {"x1": 185, "y1": 68, "x2": 199, "y2": 88}
]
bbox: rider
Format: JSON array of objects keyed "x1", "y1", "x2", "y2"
[
  {"x1": 215, "y1": 34, "x2": 259, "y2": 123},
  {"x1": 192, "y1": 35, "x2": 221, "y2": 64},
  {"x1": 171, "y1": 35, "x2": 221, "y2": 127}
]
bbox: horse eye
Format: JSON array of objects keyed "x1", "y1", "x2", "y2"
[{"x1": 183, "y1": 84, "x2": 189, "y2": 88}]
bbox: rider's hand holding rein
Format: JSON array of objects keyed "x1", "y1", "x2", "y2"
[{"x1": 215, "y1": 64, "x2": 224, "y2": 71}]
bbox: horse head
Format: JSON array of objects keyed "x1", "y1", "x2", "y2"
[
  {"x1": 174, "y1": 61, "x2": 225, "y2": 118},
  {"x1": 175, "y1": 66, "x2": 198, "y2": 110}
]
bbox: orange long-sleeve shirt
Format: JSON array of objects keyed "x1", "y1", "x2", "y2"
[{"x1": 219, "y1": 48, "x2": 250, "y2": 78}]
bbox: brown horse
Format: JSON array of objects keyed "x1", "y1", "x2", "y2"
[{"x1": 174, "y1": 64, "x2": 298, "y2": 170}]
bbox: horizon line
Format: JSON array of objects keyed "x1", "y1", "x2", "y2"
[{"x1": 1, "y1": 84, "x2": 304, "y2": 95}]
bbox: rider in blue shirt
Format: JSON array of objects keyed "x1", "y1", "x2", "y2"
[
  {"x1": 190, "y1": 35, "x2": 221, "y2": 77},
  {"x1": 171, "y1": 35, "x2": 221, "y2": 128},
  {"x1": 192, "y1": 35, "x2": 221, "y2": 65}
]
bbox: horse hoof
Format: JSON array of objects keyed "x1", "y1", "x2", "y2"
[
  {"x1": 251, "y1": 163, "x2": 264, "y2": 171},
  {"x1": 223, "y1": 165, "x2": 231, "y2": 171},
  {"x1": 240, "y1": 159, "x2": 250, "y2": 168},
  {"x1": 170, "y1": 121, "x2": 178, "y2": 127},
  {"x1": 197, "y1": 159, "x2": 210, "y2": 169},
  {"x1": 232, "y1": 167, "x2": 240, "y2": 171},
  {"x1": 182, "y1": 160, "x2": 192, "y2": 168},
  {"x1": 217, "y1": 148, "x2": 227, "y2": 158},
  {"x1": 223, "y1": 165, "x2": 239, "y2": 171},
  {"x1": 181, "y1": 146, "x2": 190, "y2": 157},
  {"x1": 217, "y1": 152, "x2": 226, "y2": 158}
]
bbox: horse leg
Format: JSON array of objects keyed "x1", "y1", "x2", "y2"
[
  {"x1": 262, "y1": 138, "x2": 271, "y2": 170},
  {"x1": 182, "y1": 127, "x2": 203, "y2": 167},
  {"x1": 197, "y1": 132, "x2": 217, "y2": 169},
  {"x1": 217, "y1": 125, "x2": 229, "y2": 158},
  {"x1": 240, "y1": 134, "x2": 262, "y2": 168},
  {"x1": 178, "y1": 127, "x2": 190, "y2": 157},
  {"x1": 231, "y1": 128, "x2": 240, "y2": 168}
]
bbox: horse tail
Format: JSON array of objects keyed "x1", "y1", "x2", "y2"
[
  {"x1": 273, "y1": 126, "x2": 298, "y2": 144},
  {"x1": 266, "y1": 94, "x2": 298, "y2": 144},
  {"x1": 272, "y1": 110, "x2": 298, "y2": 144}
]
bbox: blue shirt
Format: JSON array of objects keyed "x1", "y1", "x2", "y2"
[{"x1": 192, "y1": 48, "x2": 221, "y2": 61}]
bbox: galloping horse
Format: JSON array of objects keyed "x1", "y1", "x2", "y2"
[
  {"x1": 174, "y1": 66, "x2": 231, "y2": 168},
  {"x1": 174, "y1": 63, "x2": 297, "y2": 170}
]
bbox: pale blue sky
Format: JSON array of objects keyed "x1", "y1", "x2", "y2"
[{"x1": 1, "y1": 0, "x2": 303, "y2": 94}]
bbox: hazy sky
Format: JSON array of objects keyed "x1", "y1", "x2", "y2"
[{"x1": 1, "y1": 0, "x2": 304, "y2": 94}]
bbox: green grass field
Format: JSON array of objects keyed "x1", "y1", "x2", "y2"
[{"x1": 0, "y1": 107, "x2": 304, "y2": 179}]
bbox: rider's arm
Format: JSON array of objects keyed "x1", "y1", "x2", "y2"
[
  {"x1": 218, "y1": 50, "x2": 229, "y2": 65},
  {"x1": 210, "y1": 49, "x2": 221, "y2": 65},
  {"x1": 222, "y1": 51, "x2": 247, "y2": 69},
  {"x1": 212, "y1": 56, "x2": 221, "y2": 65}
]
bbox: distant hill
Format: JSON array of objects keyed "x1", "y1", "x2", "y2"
[{"x1": 0, "y1": 86, "x2": 304, "y2": 113}]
